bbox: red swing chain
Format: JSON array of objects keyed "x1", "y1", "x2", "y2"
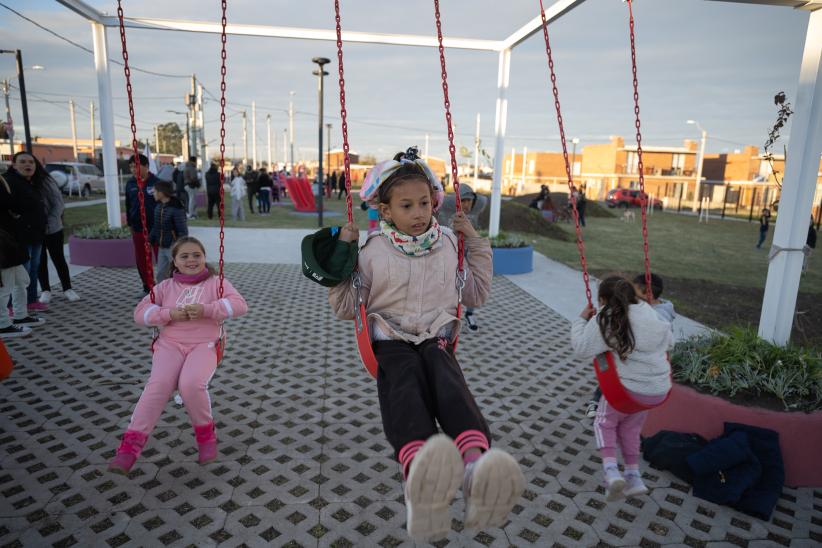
[
  {"x1": 116, "y1": 0, "x2": 155, "y2": 303},
  {"x1": 334, "y1": 0, "x2": 354, "y2": 225},
  {"x1": 433, "y1": 0, "x2": 464, "y2": 277},
  {"x1": 538, "y1": 0, "x2": 653, "y2": 305},
  {"x1": 627, "y1": 0, "x2": 654, "y2": 304},
  {"x1": 538, "y1": 0, "x2": 591, "y2": 307},
  {"x1": 216, "y1": 0, "x2": 228, "y2": 298}
]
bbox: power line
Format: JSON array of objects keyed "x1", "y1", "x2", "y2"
[{"x1": 0, "y1": 1, "x2": 188, "y2": 79}]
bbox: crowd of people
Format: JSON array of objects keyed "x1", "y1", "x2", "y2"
[{"x1": 0, "y1": 152, "x2": 81, "y2": 339}]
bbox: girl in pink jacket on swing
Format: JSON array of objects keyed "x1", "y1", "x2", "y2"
[{"x1": 109, "y1": 236, "x2": 248, "y2": 474}]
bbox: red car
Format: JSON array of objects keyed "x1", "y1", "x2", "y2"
[{"x1": 606, "y1": 188, "x2": 663, "y2": 210}]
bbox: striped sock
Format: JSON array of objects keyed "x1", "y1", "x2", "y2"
[
  {"x1": 398, "y1": 440, "x2": 425, "y2": 480},
  {"x1": 454, "y1": 430, "x2": 489, "y2": 464}
]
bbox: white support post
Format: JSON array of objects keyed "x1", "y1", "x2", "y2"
[
  {"x1": 91, "y1": 21, "x2": 121, "y2": 227},
  {"x1": 692, "y1": 129, "x2": 706, "y2": 212},
  {"x1": 89, "y1": 100, "x2": 95, "y2": 162},
  {"x1": 489, "y1": 48, "x2": 511, "y2": 237},
  {"x1": 758, "y1": 9, "x2": 822, "y2": 345},
  {"x1": 520, "y1": 146, "x2": 527, "y2": 195}
]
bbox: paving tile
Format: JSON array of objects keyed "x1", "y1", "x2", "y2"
[{"x1": 1, "y1": 265, "x2": 818, "y2": 547}]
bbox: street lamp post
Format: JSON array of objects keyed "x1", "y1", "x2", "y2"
[
  {"x1": 312, "y1": 57, "x2": 330, "y2": 228},
  {"x1": 288, "y1": 91, "x2": 295, "y2": 172},
  {"x1": 166, "y1": 110, "x2": 190, "y2": 157},
  {"x1": 687, "y1": 119, "x2": 707, "y2": 213},
  {"x1": 326, "y1": 123, "x2": 332, "y2": 190},
  {"x1": 0, "y1": 49, "x2": 32, "y2": 152}
]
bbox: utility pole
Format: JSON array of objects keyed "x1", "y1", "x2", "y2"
[
  {"x1": 89, "y1": 101, "x2": 96, "y2": 164},
  {"x1": 242, "y1": 110, "x2": 248, "y2": 168},
  {"x1": 282, "y1": 128, "x2": 287, "y2": 171},
  {"x1": 266, "y1": 113, "x2": 272, "y2": 169},
  {"x1": 197, "y1": 82, "x2": 207, "y2": 187},
  {"x1": 473, "y1": 113, "x2": 480, "y2": 187},
  {"x1": 0, "y1": 50, "x2": 32, "y2": 152},
  {"x1": 154, "y1": 125, "x2": 160, "y2": 155},
  {"x1": 252, "y1": 100, "x2": 257, "y2": 169},
  {"x1": 188, "y1": 75, "x2": 197, "y2": 159},
  {"x1": 2, "y1": 80, "x2": 14, "y2": 158},
  {"x1": 288, "y1": 91, "x2": 295, "y2": 171},
  {"x1": 69, "y1": 99, "x2": 79, "y2": 161}
]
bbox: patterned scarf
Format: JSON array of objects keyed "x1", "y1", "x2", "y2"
[{"x1": 380, "y1": 218, "x2": 442, "y2": 257}]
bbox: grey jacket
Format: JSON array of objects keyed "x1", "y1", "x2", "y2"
[{"x1": 42, "y1": 178, "x2": 65, "y2": 235}]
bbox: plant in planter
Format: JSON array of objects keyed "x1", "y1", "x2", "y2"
[
  {"x1": 69, "y1": 223, "x2": 135, "y2": 267},
  {"x1": 643, "y1": 326, "x2": 822, "y2": 486},
  {"x1": 671, "y1": 326, "x2": 821, "y2": 412},
  {"x1": 484, "y1": 231, "x2": 533, "y2": 275}
]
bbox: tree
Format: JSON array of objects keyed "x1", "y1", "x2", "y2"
[{"x1": 157, "y1": 122, "x2": 183, "y2": 156}]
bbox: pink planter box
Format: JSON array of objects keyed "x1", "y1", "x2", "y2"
[
  {"x1": 642, "y1": 382, "x2": 822, "y2": 487},
  {"x1": 68, "y1": 235, "x2": 135, "y2": 268}
]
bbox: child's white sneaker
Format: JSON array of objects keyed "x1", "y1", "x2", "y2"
[
  {"x1": 38, "y1": 291, "x2": 51, "y2": 304},
  {"x1": 404, "y1": 434, "x2": 463, "y2": 542},
  {"x1": 604, "y1": 465, "x2": 626, "y2": 501},
  {"x1": 463, "y1": 449, "x2": 525, "y2": 530},
  {"x1": 64, "y1": 289, "x2": 81, "y2": 302},
  {"x1": 623, "y1": 471, "x2": 649, "y2": 497}
]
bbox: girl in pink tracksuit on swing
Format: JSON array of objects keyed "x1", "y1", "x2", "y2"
[{"x1": 109, "y1": 236, "x2": 248, "y2": 474}]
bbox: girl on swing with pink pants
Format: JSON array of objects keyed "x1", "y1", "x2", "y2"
[{"x1": 109, "y1": 236, "x2": 248, "y2": 474}]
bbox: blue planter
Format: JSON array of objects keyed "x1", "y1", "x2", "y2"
[{"x1": 492, "y1": 245, "x2": 533, "y2": 275}]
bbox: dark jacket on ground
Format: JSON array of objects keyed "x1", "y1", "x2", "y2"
[
  {"x1": 642, "y1": 431, "x2": 708, "y2": 484},
  {"x1": 206, "y1": 168, "x2": 221, "y2": 196},
  {"x1": 149, "y1": 198, "x2": 188, "y2": 249},
  {"x1": 2, "y1": 168, "x2": 47, "y2": 245},
  {"x1": 124, "y1": 172, "x2": 158, "y2": 232},
  {"x1": 687, "y1": 422, "x2": 784, "y2": 520}
]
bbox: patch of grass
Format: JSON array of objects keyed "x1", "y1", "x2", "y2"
[
  {"x1": 671, "y1": 327, "x2": 822, "y2": 412},
  {"x1": 526, "y1": 208, "x2": 822, "y2": 294}
]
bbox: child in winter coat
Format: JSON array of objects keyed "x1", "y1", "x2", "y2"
[
  {"x1": 109, "y1": 236, "x2": 248, "y2": 474},
  {"x1": 329, "y1": 148, "x2": 524, "y2": 542},
  {"x1": 149, "y1": 181, "x2": 188, "y2": 282},
  {"x1": 571, "y1": 275, "x2": 672, "y2": 501},
  {"x1": 229, "y1": 168, "x2": 247, "y2": 221}
]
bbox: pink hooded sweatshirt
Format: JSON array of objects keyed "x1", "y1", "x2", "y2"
[{"x1": 134, "y1": 275, "x2": 248, "y2": 343}]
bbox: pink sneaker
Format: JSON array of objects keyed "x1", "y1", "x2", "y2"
[
  {"x1": 194, "y1": 422, "x2": 218, "y2": 465},
  {"x1": 28, "y1": 302, "x2": 48, "y2": 312},
  {"x1": 108, "y1": 430, "x2": 148, "y2": 474}
]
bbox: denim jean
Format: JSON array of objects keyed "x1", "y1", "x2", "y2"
[
  {"x1": 757, "y1": 229, "x2": 767, "y2": 248},
  {"x1": 24, "y1": 243, "x2": 43, "y2": 304}
]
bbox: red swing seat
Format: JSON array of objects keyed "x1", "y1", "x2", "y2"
[{"x1": 594, "y1": 352, "x2": 671, "y2": 414}]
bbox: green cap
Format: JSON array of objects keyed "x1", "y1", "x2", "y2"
[{"x1": 301, "y1": 226, "x2": 358, "y2": 287}]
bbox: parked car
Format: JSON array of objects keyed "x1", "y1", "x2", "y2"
[
  {"x1": 46, "y1": 162, "x2": 105, "y2": 196},
  {"x1": 606, "y1": 188, "x2": 663, "y2": 210}
]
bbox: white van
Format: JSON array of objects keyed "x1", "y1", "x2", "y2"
[{"x1": 46, "y1": 162, "x2": 105, "y2": 196}]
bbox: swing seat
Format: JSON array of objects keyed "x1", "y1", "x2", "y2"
[
  {"x1": 0, "y1": 340, "x2": 13, "y2": 380},
  {"x1": 355, "y1": 303, "x2": 379, "y2": 378},
  {"x1": 594, "y1": 352, "x2": 671, "y2": 414},
  {"x1": 354, "y1": 303, "x2": 462, "y2": 379}
]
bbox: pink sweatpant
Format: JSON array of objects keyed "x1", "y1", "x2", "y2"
[
  {"x1": 593, "y1": 395, "x2": 648, "y2": 466},
  {"x1": 128, "y1": 337, "x2": 218, "y2": 434}
]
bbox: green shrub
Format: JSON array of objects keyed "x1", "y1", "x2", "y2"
[
  {"x1": 671, "y1": 326, "x2": 822, "y2": 412},
  {"x1": 484, "y1": 231, "x2": 529, "y2": 249},
  {"x1": 73, "y1": 223, "x2": 132, "y2": 240}
]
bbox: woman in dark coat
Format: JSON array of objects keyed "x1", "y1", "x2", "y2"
[{"x1": 3, "y1": 152, "x2": 49, "y2": 309}]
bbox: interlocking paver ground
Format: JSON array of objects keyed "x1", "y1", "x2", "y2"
[{"x1": 1, "y1": 264, "x2": 819, "y2": 547}]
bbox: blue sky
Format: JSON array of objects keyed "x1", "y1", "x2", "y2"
[{"x1": 0, "y1": 0, "x2": 810, "y2": 165}]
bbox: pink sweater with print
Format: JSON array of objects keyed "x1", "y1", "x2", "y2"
[{"x1": 134, "y1": 275, "x2": 248, "y2": 343}]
